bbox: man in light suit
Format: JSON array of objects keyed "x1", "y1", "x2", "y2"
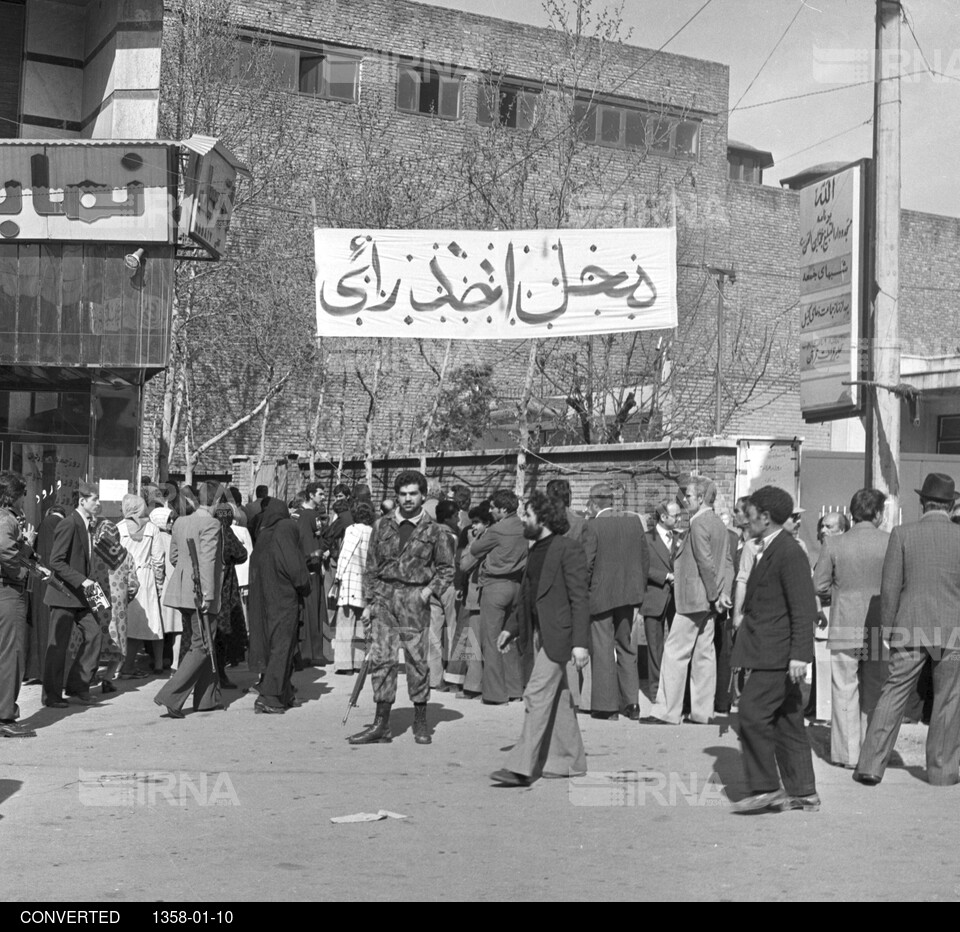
[
  {"x1": 42, "y1": 481, "x2": 104, "y2": 707},
  {"x1": 491, "y1": 492, "x2": 590, "y2": 786},
  {"x1": 643, "y1": 475, "x2": 733, "y2": 725},
  {"x1": 154, "y1": 481, "x2": 224, "y2": 718},
  {"x1": 732, "y1": 485, "x2": 819, "y2": 813},
  {"x1": 582, "y1": 483, "x2": 649, "y2": 720},
  {"x1": 641, "y1": 499, "x2": 681, "y2": 700},
  {"x1": 855, "y1": 472, "x2": 960, "y2": 786},
  {"x1": 814, "y1": 489, "x2": 888, "y2": 768}
]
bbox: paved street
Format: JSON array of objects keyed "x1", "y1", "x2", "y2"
[{"x1": 3, "y1": 665, "x2": 958, "y2": 902}]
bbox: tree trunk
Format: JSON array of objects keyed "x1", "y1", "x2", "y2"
[
  {"x1": 418, "y1": 339, "x2": 453, "y2": 477},
  {"x1": 516, "y1": 340, "x2": 538, "y2": 498},
  {"x1": 357, "y1": 340, "x2": 383, "y2": 493}
]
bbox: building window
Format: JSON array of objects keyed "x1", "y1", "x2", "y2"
[
  {"x1": 398, "y1": 65, "x2": 462, "y2": 119},
  {"x1": 938, "y1": 415, "x2": 960, "y2": 454},
  {"x1": 573, "y1": 98, "x2": 700, "y2": 158},
  {"x1": 299, "y1": 53, "x2": 360, "y2": 102},
  {"x1": 236, "y1": 38, "x2": 359, "y2": 102},
  {"x1": 477, "y1": 83, "x2": 537, "y2": 129}
]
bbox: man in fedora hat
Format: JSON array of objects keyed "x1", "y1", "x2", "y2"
[{"x1": 855, "y1": 472, "x2": 960, "y2": 786}]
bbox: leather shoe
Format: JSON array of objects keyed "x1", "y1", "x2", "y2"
[
  {"x1": 70, "y1": 694, "x2": 100, "y2": 705},
  {"x1": 43, "y1": 699, "x2": 69, "y2": 709},
  {"x1": 590, "y1": 710, "x2": 619, "y2": 721},
  {"x1": 852, "y1": 771, "x2": 881, "y2": 786},
  {"x1": 154, "y1": 699, "x2": 185, "y2": 719},
  {"x1": 254, "y1": 700, "x2": 286, "y2": 714},
  {"x1": 733, "y1": 789, "x2": 788, "y2": 813},
  {"x1": 639, "y1": 715, "x2": 672, "y2": 725},
  {"x1": 776, "y1": 792, "x2": 821, "y2": 812},
  {"x1": 101, "y1": 680, "x2": 117, "y2": 694},
  {"x1": 621, "y1": 704, "x2": 641, "y2": 721},
  {"x1": 0, "y1": 721, "x2": 37, "y2": 738},
  {"x1": 490, "y1": 768, "x2": 530, "y2": 787}
]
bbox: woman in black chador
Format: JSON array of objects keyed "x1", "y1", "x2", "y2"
[{"x1": 247, "y1": 499, "x2": 310, "y2": 713}]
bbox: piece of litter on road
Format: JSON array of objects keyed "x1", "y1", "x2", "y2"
[{"x1": 330, "y1": 809, "x2": 408, "y2": 824}]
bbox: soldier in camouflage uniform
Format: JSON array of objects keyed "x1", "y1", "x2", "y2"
[{"x1": 349, "y1": 470, "x2": 455, "y2": 746}]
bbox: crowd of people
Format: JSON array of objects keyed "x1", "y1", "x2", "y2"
[{"x1": 2, "y1": 465, "x2": 959, "y2": 809}]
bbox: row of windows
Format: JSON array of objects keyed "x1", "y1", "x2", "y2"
[{"x1": 237, "y1": 39, "x2": 700, "y2": 158}]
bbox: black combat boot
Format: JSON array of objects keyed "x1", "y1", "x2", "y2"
[
  {"x1": 348, "y1": 702, "x2": 393, "y2": 744},
  {"x1": 413, "y1": 702, "x2": 432, "y2": 745}
]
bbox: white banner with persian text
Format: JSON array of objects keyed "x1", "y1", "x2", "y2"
[{"x1": 314, "y1": 227, "x2": 677, "y2": 339}]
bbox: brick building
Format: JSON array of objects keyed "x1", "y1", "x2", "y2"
[{"x1": 108, "y1": 1, "x2": 960, "y2": 493}]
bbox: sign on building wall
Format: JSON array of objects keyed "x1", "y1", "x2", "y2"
[
  {"x1": 0, "y1": 143, "x2": 176, "y2": 243},
  {"x1": 180, "y1": 137, "x2": 247, "y2": 260},
  {"x1": 315, "y1": 227, "x2": 677, "y2": 339},
  {"x1": 798, "y1": 160, "x2": 868, "y2": 422},
  {"x1": 735, "y1": 438, "x2": 801, "y2": 504}
]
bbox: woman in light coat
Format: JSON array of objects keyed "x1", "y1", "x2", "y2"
[{"x1": 333, "y1": 501, "x2": 374, "y2": 673}]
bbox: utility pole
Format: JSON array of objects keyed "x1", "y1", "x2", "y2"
[
  {"x1": 867, "y1": 0, "x2": 901, "y2": 527},
  {"x1": 707, "y1": 265, "x2": 736, "y2": 435}
]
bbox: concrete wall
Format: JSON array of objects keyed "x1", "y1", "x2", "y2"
[{"x1": 19, "y1": 0, "x2": 162, "y2": 138}]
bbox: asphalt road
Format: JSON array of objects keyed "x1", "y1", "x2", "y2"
[{"x1": 2, "y1": 665, "x2": 958, "y2": 902}]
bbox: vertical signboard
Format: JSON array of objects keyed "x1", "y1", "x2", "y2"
[{"x1": 798, "y1": 161, "x2": 867, "y2": 421}]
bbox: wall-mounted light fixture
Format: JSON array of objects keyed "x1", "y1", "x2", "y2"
[{"x1": 124, "y1": 247, "x2": 146, "y2": 270}]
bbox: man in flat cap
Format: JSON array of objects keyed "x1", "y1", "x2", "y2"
[{"x1": 855, "y1": 472, "x2": 960, "y2": 786}]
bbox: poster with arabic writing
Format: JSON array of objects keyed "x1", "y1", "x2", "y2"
[
  {"x1": 315, "y1": 227, "x2": 677, "y2": 339},
  {"x1": 798, "y1": 161, "x2": 867, "y2": 421}
]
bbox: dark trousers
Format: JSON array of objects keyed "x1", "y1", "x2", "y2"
[
  {"x1": 738, "y1": 668, "x2": 817, "y2": 796},
  {"x1": 0, "y1": 586, "x2": 27, "y2": 720},
  {"x1": 643, "y1": 608, "x2": 673, "y2": 700},
  {"x1": 43, "y1": 605, "x2": 102, "y2": 703},
  {"x1": 714, "y1": 611, "x2": 734, "y2": 712},
  {"x1": 479, "y1": 580, "x2": 523, "y2": 703},
  {"x1": 155, "y1": 610, "x2": 221, "y2": 712},
  {"x1": 590, "y1": 605, "x2": 639, "y2": 712},
  {"x1": 857, "y1": 647, "x2": 960, "y2": 785},
  {"x1": 259, "y1": 611, "x2": 300, "y2": 709}
]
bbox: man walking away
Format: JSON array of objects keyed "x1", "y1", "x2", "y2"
[
  {"x1": 582, "y1": 482, "x2": 649, "y2": 721},
  {"x1": 491, "y1": 492, "x2": 590, "y2": 786},
  {"x1": 855, "y1": 473, "x2": 960, "y2": 787},
  {"x1": 641, "y1": 499, "x2": 681, "y2": 702}
]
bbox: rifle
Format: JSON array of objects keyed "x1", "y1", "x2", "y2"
[
  {"x1": 10, "y1": 545, "x2": 71, "y2": 598},
  {"x1": 186, "y1": 538, "x2": 217, "y2": 676},
  {"x1": 341, "y1": 659, "x2": 369, "y2": 726}
]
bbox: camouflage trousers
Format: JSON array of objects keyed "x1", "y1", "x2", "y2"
[{"x1": 369, "y1": 584, "x2": 431, "y2": 705}]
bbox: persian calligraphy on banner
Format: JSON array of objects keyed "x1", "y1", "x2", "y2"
[
  {"x1": 0, "y1": 143, "x2": 176, "y2": 243},
  {"x1": 798, "y1": 160, "x2": 867, "y2": 422},
  {"x1": 314, "y1": 227, "x2": 677, "y2": 339}
]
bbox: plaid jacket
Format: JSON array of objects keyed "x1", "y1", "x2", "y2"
[{"x1": 362, "y1": 512, "x2": 455, "y2": 604}]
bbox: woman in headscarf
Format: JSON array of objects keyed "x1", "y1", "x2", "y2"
[
  {"x1": 117, "y1": 493, "x2": 165, "y2": 676},
  {"x1": 247, "y1": 499, "x2": 310, "y2": 713},
  {"x1": 91, "y1": 520, "x2": 139, "y2": 693},
  {"x1": 212, "y1": 501, "x2": 248, "y2": 688}
]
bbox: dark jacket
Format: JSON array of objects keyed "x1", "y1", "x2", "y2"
[
  {"x1": 641, "y1": 527, "x2": 676, "y2": 619},
  {"x1": 44, "y1": 508, "x2": 93, "y2": 609},
  {"x1": 731, "y1": 531, "x2": 816, "y2": 670},
  {"x1": 582, "y1": 511, "x2": 649, "y2": 615},
  {"x1": 505, "y1": 534, "x2": 590, "y2": 665}
]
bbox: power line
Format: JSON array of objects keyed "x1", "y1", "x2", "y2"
[
  {"x1": 902, "y1": 3, "x2": 960, "y2": 84},
  {"x1": 776, "y1": 115, "x2": 873, "y2": 163},
  {"x1": 729, "y1": 0, "x2": 806, "y2": 115}
]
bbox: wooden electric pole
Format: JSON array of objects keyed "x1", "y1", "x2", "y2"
[{"x1": 866, "y1": 0, "x2": 902, "y2": 527}]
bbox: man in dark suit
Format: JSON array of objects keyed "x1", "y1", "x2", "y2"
[
  {"x1": 154, "y1": 481, "x2": 225, "y2": 718},
  {"x1": 641, "y1": 499, "x2": 681, "y2": 700},
  {"x1": 42, "y1": 481, "x2": 104, "y2": 707},
  {"x1": 644, "y1": 475, "x2": 733, "y2": 725},
  {"x1": 581, "y1": 483, "x2": 648, "y2": 720},
  {"x1": 491, "y1": 491, "x2": 590, "y2": 786},
  {"x1": 731, "y1": 485, "x2": 819, "y2": 813},
  {"x1": 855, "y1": 472, "x2": 960, "y2": 786}
]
